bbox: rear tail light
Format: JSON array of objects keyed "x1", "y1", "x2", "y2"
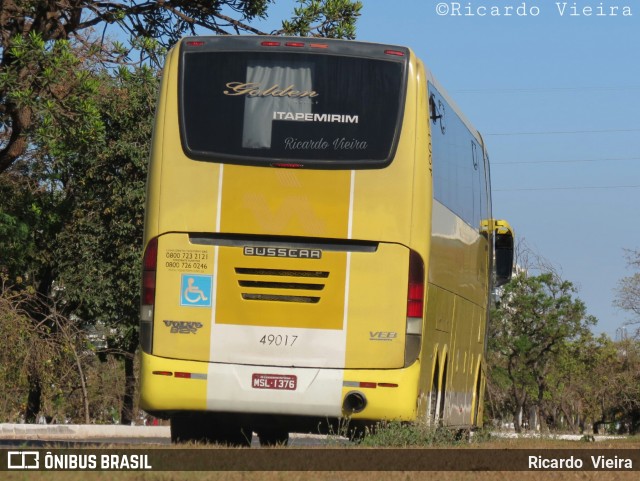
[
  {"x1": 407, "y1": 251, "x2": 425, "y2": 319},
  {"x1": 140, "y1": 237, "x2": 158, "y2": 353},
  {"x1": 405, "y1": 250, "x2": 424, "y2": 366},
  {"x1": 261, "y1": 41, "x2": 281, "y2": 47},
  {"x1": 142, "y1": 237, "x2": 157, "y2": 306}
]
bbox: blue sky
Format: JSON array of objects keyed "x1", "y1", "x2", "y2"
[{"x1": 253, "y1": 1, "x2": 640, "y2": 337}]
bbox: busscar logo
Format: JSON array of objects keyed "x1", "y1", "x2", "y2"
[
  {"x1": 244, "y1": 246, "x2": 322, "y2": 259},
  {"x1": 163, "y1": 320, "x2": 203, "y2": 334}
]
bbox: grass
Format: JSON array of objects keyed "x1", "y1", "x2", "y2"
[{"x1": 357, "y1": 421, "x2": 469, "y2": 447}]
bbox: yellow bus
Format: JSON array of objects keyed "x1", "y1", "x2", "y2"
[{"x1": 139, "y1": 35, "x2": 514, "y2": 445}]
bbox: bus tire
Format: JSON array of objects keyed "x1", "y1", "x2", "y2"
[
  {"x1": 428, "y1": 361, "x2": 439, "y2": 426},
  {"x1": 473, "y1": 371, "x2": 483, "y2": 427},
  {"x1": 439, "y1": 361, "x2": 448, "y2": 424}
]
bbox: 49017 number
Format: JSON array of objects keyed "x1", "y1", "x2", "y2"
[{"x1": 259, "y1": 334, "x2": 298, "y2": 347}]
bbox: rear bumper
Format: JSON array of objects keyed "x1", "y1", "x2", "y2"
[{"x1": 139, "y1": 351, "x2": 420, "y2": 422}]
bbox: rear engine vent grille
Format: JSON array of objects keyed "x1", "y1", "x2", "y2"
[
  {"x1": 241, "y1": 294, "x2": 320, "y2": 303},
  {"x1": 235, "y1": 268, "x2": 329, "y2": 304},
  {"x1": 235, "y1": 268, "x2": 329, "y2": 278},
  {"x1": 239, "y1": 281, "x2": 324, "y2": 290}
]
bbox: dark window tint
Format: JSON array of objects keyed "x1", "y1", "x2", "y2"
[
  {"x1": 429, "y1": 83, "x2": 489, "y2": 230},
  {"x1": 180, "y1": 52, "x2": 405, "y2": 168}
]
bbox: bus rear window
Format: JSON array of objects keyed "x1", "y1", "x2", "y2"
[{"x1": 179, "y1": 50, "x2": 406, "y2": 168}]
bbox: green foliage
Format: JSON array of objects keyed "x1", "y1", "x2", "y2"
[
  {"x1": 115, "y1": 0, "x2": 273, "y2": 47},
  {"x1": 281, "y1": 0, "x2": 362, "y2": 38},
  {"x1": 0, "y1": 33, "x2": 104, "y2": 157},
  {"x1": 0, "y1": 284, "x2": 32, "y2": 420},
  {"x1": 0, "y1": 45, "x2": 157, "y2": 423},
  {"x1": 53, "y1": 66, "x2": 158, "y2": 350},
  {"x1": 0, "y1": 277, "x2": 140, "y2": 424},
  {"x1": 0, "y1": 209, "x2": 30, "y2": 280},
  {"x1": 608, "y1": 337, "x2": 640, "y2": 433},
  {"x1": 0, "y1": 169, "x2": 65, "y2": 290},
  {"x1": 487, "y1": 269, "x2": 640, "y2": 434},
  {"x1": 0, "y1": 0, "x2": 362, "y2": 423},
  {"x1": 0, "y1": 282, "x2": 80, "y2": 422},
  {"x1": 490, "y1": 272, "x2": 595, "y2": 366},
  {"x1": 487, "y1": 272, "x2": 595, "y2": 431},
  {"x1": 0, "y1": 1, "x2": 362, "y2": 172}
]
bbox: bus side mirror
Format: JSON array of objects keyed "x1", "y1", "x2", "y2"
[{"x1": 494, "y1": 220, "x2": 514, "y2": 287}]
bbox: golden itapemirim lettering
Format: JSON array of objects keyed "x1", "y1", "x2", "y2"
[{"x1": 223, "y1": 82, "x2": 319, "y2": 98}]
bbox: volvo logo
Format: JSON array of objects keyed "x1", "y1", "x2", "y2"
[{"x1": 243, "y1": 246, "x2": 322, "y2": 259}]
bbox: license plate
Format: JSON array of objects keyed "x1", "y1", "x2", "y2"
[{"x1": 252, "y1": 373, "x2": 297, "y2": 391}]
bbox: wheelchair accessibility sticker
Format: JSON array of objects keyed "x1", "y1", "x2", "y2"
[{"x1": 180, "y1": 274, "x2": 213, "y2": 307}]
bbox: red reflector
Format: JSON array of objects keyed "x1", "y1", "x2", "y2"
[
  {"x1": 152, "y1": 371, "x2": 172, "y2": 376},
  {"x1": 142, "y1": 271, "x2": 156, "y2": 305},
  {"x1": 272, "y1": 162, "x2": 304, "y2": 169},
  {"x1": 186, "y1": 41, "x2": 205, "y2": 47},
  {"x1": 359, "y1": 382, "x2": 377, "y2": 389},
  {"x1": 385, "y1": 49, "x2": 405, "y2": 57},
  {"x1": 378, "y1": 383, "x2": 399, "y2": 388},
  {"x1": 310, "y1": 43, "x2": 329, "y2": 49},
  {"x1": 174, "y1": 372, "x2": 191, "y2": 379},
  {"x1": 261, "y1": 41, "x2": 281, "y2": 47},
  {"x1": 285, "y1": 42, "x2": 305, "y2": 47}
]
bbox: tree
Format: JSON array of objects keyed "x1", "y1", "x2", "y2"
[
  {"x1": 53, "y1": 65, "x2": 157, "y2": 424},
  {"x1": 541, "y1": 332, "x2": 613, "y2": 432},
  {"x1": 1, "y1": 0, "x2": 362, "y2": 425},
  {"x1": 0, "y1": 0, "x2": 362, "y2": 173},
  {"x1": 0, "y1": 34, "x2": 107, "y2": 421},
  {"x1": 601, "y1": 336, "x2": 640, "y2": 433},
  {"x1": 488, "y1": 272, "x2": 595, "y2": 432},
  {"x1": 0, "y1": 276, "x2": 96, "y2": 423},
  {"x1": 614, "y1": 249, "x2": 640, "y2": 327},
  {"x1": 0, "y1": 35, "x2": 103, "y2": 282}
]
